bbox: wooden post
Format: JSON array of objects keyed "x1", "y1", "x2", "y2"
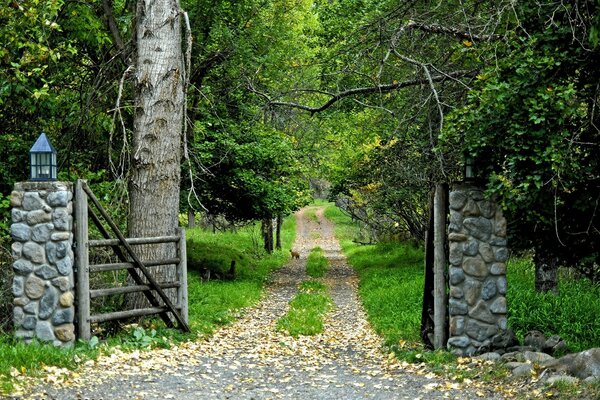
[
  {"x1": 433, "y1": 183, "x2": 448, "y2": 349},
  {"x1": 177, "y1": 227, "x2": 188, "y2": 324},
  {"x1": 74, "y1": 180, "x2": 91, "y2": 341},
  {"x1": 420, "y1": 190, "x2": 435, "y2": 348}
]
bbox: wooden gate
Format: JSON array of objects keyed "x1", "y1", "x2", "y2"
[{"x1": 74, "y1": 180, "x2": 190, "y2": 340}]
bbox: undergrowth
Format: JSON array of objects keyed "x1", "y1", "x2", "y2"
[{"x1": 306, "y1": 247, "x2": 328, "y2": 278}]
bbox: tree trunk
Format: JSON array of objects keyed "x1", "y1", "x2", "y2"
[
  {"x1": 433, "y1": 183, "x2": 448, "y2": 349},
  {"x1": 127, "y1": 0, "x2": 184, "y2": 309},
  {"x1": 187, "y1": 209, "x2": 195, "y2": 228},
  {"x1": 275, "y1": 213, "x2": 282, "y2": 250},
  {"x1": 534, "y1": 246, "x2": 559, "y2": 293},
  {"x1": 420, "y1": 189, "x2": 435, "y2": 349},
  {"x1": 261, "y1": 217, "x2": 274, "y2": 254}
]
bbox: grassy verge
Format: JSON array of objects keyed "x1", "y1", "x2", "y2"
[
  {"x1": 277, "y1": 280, "x2": 331, "y2": 337},
  {"x1": 306, "y1": 247, "x2": 328, "y2": 278},
  {"x1": 507, "y1": 257, "x2": 600, "y2": 353},
  {"x1": 0, "y1": 215, "x2": 297, "y2": 395}
]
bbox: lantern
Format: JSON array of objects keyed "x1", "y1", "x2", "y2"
[
  {"x1": 464, "y1": 156, "x2": 475, "y2": 182},
  {"x1": 29, "y1": 133, "x2": 57, "y2": 181}
]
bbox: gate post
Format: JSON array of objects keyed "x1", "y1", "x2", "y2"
[
  {"x1": 447, "y1": 184, "x2": 508, "y2": 356},
  {"x1": 9, "y1": 181, "x2": 76, "y2": 346},
  {"x1": 74, "y1": 180, "x2": 90, "y2": 340}
]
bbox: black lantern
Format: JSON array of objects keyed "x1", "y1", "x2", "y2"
[
  {"x1": 29, "y1": 133, "x2": 57, "y2": 181},
  {"x1": 464, "y1": 156, "x2": 475, "y2": 182}
]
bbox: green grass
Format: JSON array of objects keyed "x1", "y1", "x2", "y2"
[
  {"x1": 507, "y1": 257, "x2": 600, "y2": 352},
  {"x1": 325, "y1": 204, "x2": 424, "y2": 347},
  {"x1": 277, "y1": 280, "x2": 331, "y2": 337},
  {"x1": 306, "y1": 247, "x2": 328, "y2": 278},
  {"x1": 0, "y1": 215, "x2": 297, "y2": 395}
]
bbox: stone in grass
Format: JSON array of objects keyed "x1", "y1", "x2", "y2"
[
  {"x1": 546, "y1": 375, "x2": 579, "y2": 385},
  {"x1": 477, "y1": 352, "x2": 501, "y2": 362},
  {"x1": 512, "y1": 364, "x2": 534, "y2": 378}
]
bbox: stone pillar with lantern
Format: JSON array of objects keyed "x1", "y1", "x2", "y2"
[{"x1": 10, "y1": 133, "x2": 76, "y2": 346}]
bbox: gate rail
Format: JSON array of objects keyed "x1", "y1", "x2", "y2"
[{"x1": 74, "y1": 179, "x2": 190, "y2": 340}]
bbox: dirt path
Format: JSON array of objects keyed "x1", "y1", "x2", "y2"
[{"x1": 17, "y1": 206, "x2": 501, "y2": 399}]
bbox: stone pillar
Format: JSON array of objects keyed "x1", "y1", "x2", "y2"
[
  {"x1": 447, "y1": 184, "x2": 508, "y2": 356},
  {"x1": 10, "y1": 181, "x2": 75, "y2": 346}
]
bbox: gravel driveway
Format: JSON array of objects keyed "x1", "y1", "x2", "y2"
[{"x1": 14, "y1": 206, "x2": 503, "y2": 400}]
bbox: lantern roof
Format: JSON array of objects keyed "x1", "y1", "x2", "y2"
[{"x1": 30, "y1": 133, "x2": 56, "y2": 153}]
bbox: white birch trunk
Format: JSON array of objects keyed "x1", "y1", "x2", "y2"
[{"x1": 128, "y1": 0, "x2": 183, "y2": 308}]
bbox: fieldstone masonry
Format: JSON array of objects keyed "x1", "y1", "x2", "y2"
[
  {"x1": 10, "y1": 181, "x2": 75, "y2": 346},
  {"x1": 447, "y1": 184, "x2": 508, "y2": 356}
]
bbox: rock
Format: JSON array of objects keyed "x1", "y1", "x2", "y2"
[
  {"x1": 50, "y1": 232, "x2": 71, "y2": 241},
  {"x1": 478, "y1": 243, "x2": 494, "y2": 262},
  {"x1": 23, "y1": 241, "x2": 45, "y2": 263},
  {"x1": 498, "y1": 317, "x2": 508, "y2": 330},
  {"x1": 494, "y1": 247, "x2": 509, "y2": 262},
  {"x1": 490, "y1": 237, "x2": 507, "y2": 247},
  {"x1": 448, "y1": 336, "x2": 471, "y2": 348},
  {"x1": 477, "y1": 352, "x2": 501, "y2": 361},
  {"x1": 13, "y1": 307, "x2": 25, "y2": 327},
  {"x1": 52, "y1": 307, "x2": 74, "y2": 325},
  {"x1": 13, "y1": 297, "x2": 29, "y2": 307},
  {"x1": 47, "y1": 191, "x2": 70, "y2": 207},
  {"x1": 13, "y1": 259, "x2": 34, "y2": 275},
  {"x1": 52, "y1": 208, "x2": 71, "y2": 231},
  {"x1": 11, "y1": 242, "x2": 23, "y2": 259},
  {"x1": 546, "y1": 375, "x2": 579, "y2": 385},
  {"x1": 10, "y1": 190, "x2": 23, "y2": 207},
  {"x1": 11, "y1": 223, "x2": 31, "y2": 242},
  {"x1": 449, "y1": 267, "x2": 465, "y2": 285},
  {"x1": 46, "y1": 241, "x2": 69, "y2": 264},
  {"x1": 524, "y1": 330, "x2": 546, "y2": 351},
  {"x1": 448, "y1": 233, "x2": 468, "y2": 242},
  {"x1": 466, "y1": 319, "x2": 498, "y2": 342},
  {"x1": 497, "y1": 277, "x2": 507, "y2": 294},
  {"x1": 52, "y1": 277, "x2": 72, "y2": 291},
  {"x1": 543, "y1": 335, "x2": 568, "y2": 355},
  {"x1": 12, "y1": 209, "x2": 25, "y2": 223},
  {"x1": 470, "y1": 190, "x2": 484, "y2": 201},
  {"x1": 449, "y1": 242, "x2": 463, "y2": 266},
  {"x1": 560, "y1": 348, "x2": 600, "y2": 379},
  {"x1": 463, "y1": 199, "x2": 480, "y2": 217},
  {"x1": 481, "y1": 279, "x2": 498, "y2": 301},
  {"x1": 35, "y1": 321, "x2": 56, "y2": 342},
  {"x1": 31, "y1": 223, "x2": 53, "y2": 243},
  {"x1": 490, "y1": 263, "x2": 506, "y2": 275},
  {"x1": 450, "y1": 286, "x2": 464, "y2": 299},
  {"x1": 512, "y1": 364, "x2": 534, "y2": 377},
  {"x1": 15, "y1": 329, "x2": 34, "y2": 340},
  {"x1": 463, "y1": 217, "x2": 492, "y2": 241},
  {"x1": 35, "y1": 264, "x2": 59, "y2": 280},
  {"x1": 25, "y1": 275, "x2": 46, "y2": 299},
  {"x1": 449, "y1": 191, "x2": 468, "y2": 210},
  {"x1": 495, "y1": 212, "x2": 507, "y2": 236},
  {"x1": 450, "y1": 316, "x2": 466, "y2": 336},
  {"x1": 479, "y1": 200, "x2": 495, "y2": 218},
  {"x1": 12, "y1": 276, "x2": 25, "y2": 297},
  {"x1": 469, "y1": 300, "x2": 496, "y2": 324},
  {"x1": 464, "y1": 278, "x2": 482, "y2": 306},
  {"x1": 22, "y1": 192, "x2": 45, "y2": 211},
  {"x1": 449, "y1": 298, "x2": 468, "y2": 315},
  {"x1": 59, "y1": 291, "x2": 74, "y2": 307},
  {"x1": 26, "y1": 210, "x2": 52, "y2": 225},
  {"x1": 56, "y1": 256, "x2": 73, "y2": 275},
  {"x1": 21, "y1": 316, "x2": 37, "y2": 330},
  {"x1": 39, "y1": 286, "x2": 58, "y2": 320},
  {"x1": 491, "y1": 330, "x2": 519, "y2": 350},
  {"x1": 522, "y1": 351, "x2": 554, "y2": 364},
  {"x1": 449, "y1": 211, "x2": 464, "y2": 232},
  {"x1": 54, "y1": 325, "x2": 75, "y2": 342},
  {"x1": 463, "y1": 239, "x2": 479, "y2": 257},
  {"x1": 490, "y1": 296, "x2": 507, "y2": 314},
  {"x1": 463, "y1": 256, "x2": 488, "y2": 278},
  {"x1": 23, "y1": 301, "x2": 38, "y2": 315}
]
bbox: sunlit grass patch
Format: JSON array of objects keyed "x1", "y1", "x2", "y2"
[
  {"x1": 277, "y1": 280, "x2": 331, "y2": 337},
  {"x1": 306, "y1": 247, "x2": 328, "y2": 278}
]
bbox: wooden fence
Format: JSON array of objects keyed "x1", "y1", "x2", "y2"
[{"x1": 74, "y1": 180, "x2": 190, "y2": 340}]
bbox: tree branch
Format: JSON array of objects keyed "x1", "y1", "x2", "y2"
[
  {"x1": 400, "y1": 21, "x2": 503, "y2": 41},
  {"x1": 265, "y1": 70, "x2": 474, "y2": 114}
]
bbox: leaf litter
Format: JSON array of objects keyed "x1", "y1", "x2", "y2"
[{"x1": 12, "y1": 207, "x2": 560, "y2": 399}]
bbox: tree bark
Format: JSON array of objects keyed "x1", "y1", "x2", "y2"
[
  {"x1": 127, "y1": 0, "x2": 184, "y2": 309},
  {"x1": 261, "y1": 217, "x2": 274, "y2": 254},
  {"x1": 275, "y1": 213, "x2": 282, "y2": 250},
  {"x1": 534, "y1": 246, "x2": 559, "y2": 294},
  {"x1": 187, "y1": 209, "x2": 195, "y2": 228},
  {"x1": 420, "y1": 189, "x2": 435, "y2": 349},
  {"x1": 433, "y1": 183, "x2": 448, "y2": 349}
]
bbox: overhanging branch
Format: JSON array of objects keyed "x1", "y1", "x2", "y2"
[
  {"x1": 400, "y1": 21, "x2": 503, "y2": 41},
  {"x1": 265, "y1": 70, "x2": 474, "y2": 114}
]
